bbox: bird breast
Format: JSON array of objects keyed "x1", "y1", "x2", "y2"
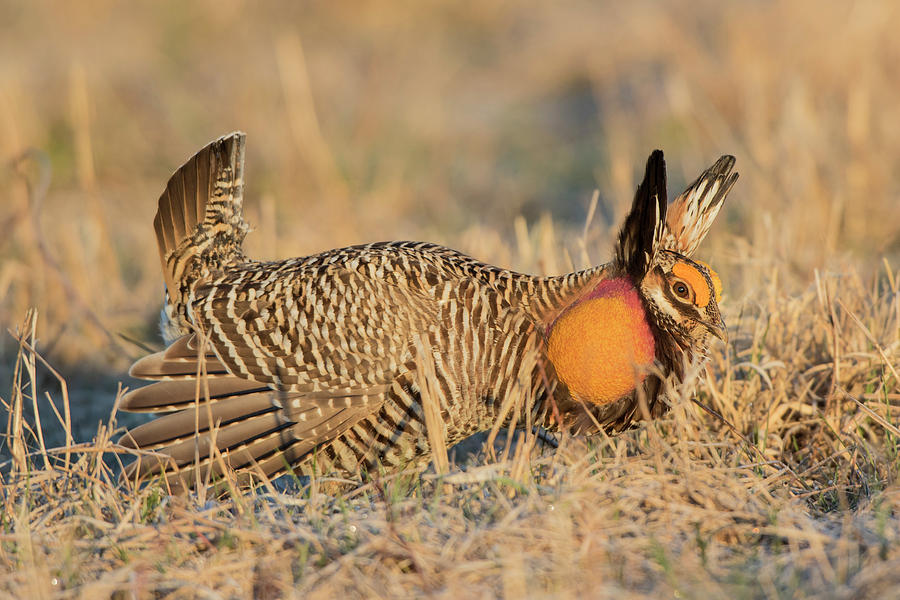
[{"x1": 546, "y1": 278, "x2": 656, "y2": 405}]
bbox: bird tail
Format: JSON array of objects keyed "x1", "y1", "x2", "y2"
[{"x1": 153, "y1": 132, "x2": 249, "y2": 333}]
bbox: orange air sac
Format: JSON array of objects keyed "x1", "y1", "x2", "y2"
[{"x1": 547, "y1": 278, "x2": 656, "y2": 405}]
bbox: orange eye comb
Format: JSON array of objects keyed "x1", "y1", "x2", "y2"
[
  {"x1": 672, "y1": 262, "x2": 711, "y2": 308},
  {"x1": 694, "y1": 259, "x2": 722, "y2": 303}
]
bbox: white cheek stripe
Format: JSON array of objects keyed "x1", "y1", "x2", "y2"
[{"x1": 646, "y1": 287, "x2": 681, "y2": 322}]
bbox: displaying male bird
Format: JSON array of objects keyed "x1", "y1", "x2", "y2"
[{"x1": 119, "y1": 132, "x2": 737, "y2": 491}]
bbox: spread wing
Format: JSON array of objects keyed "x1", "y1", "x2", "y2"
[{"x1": 120, "y1": 244, "x2": 454, "y2": 489}]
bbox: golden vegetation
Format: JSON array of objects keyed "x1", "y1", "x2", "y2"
[{"x1": 2, "y1": 1, "x2": 900, "y2": 597}]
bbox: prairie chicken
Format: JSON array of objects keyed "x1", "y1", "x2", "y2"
[{"x1": 120, "y1": 132, "x2": 737, "y2": 490}]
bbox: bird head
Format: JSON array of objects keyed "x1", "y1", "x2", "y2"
[
  {"x1": 546, "y1": 150, "x2": 732, "y2": 409},
  {"x1": 616, "y1": 149, "x2": 728, "y2": 358},
  {"x1": 639, "y1": 250, "x2": 726, "y2": 353}
]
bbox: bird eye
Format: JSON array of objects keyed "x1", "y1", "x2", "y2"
[{"x1": 672, "y1": 281, "x2": 691, "y2": 300}]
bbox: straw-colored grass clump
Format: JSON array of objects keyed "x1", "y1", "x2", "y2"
[{"x1": 3, "y1": 258, "x2": 900, "y2": 597}]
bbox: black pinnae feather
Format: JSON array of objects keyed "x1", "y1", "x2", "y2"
[{"x1": 616, "y1": 149, "x2": 668, "y2": 280}]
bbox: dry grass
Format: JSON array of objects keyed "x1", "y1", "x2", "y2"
[
  {"x1": 3, "y1": 1, "x2": 900, "y2": 598},
  {"x1": 4, "y1": 271, "x2": 900, "y2": 598}
]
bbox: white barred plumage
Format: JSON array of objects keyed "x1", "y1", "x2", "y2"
[{"x1": 119, "y1": 133, "x2": 738, "y2": 491}]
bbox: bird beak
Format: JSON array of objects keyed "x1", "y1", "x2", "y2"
[{"x1": 703, "y1": 318, "x2": 728, "y2": 343}]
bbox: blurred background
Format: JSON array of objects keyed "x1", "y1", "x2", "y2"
[{"x1": 2, "y1": 0, "x2": 899, "y2": 438}]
